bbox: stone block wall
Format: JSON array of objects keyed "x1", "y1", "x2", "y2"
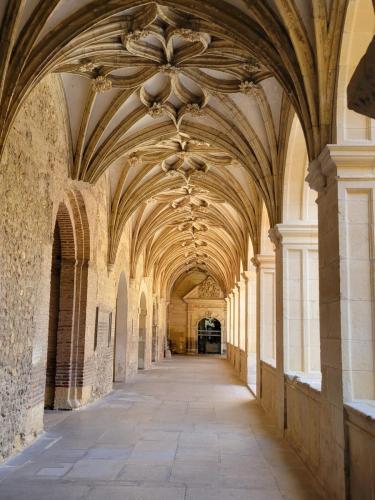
[
  {"x1": 259, "y1": 361, "x2": 278, "y2": 419},
  {"x1": 345, "y1": 403, "x2": 375, "y2": 500},
  {"x1": 0, "y1": 75, "x2": 157, "y2": 462}
]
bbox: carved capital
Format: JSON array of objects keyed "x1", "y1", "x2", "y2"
[
  {"x1": 268, "y1": 227, "x2": 282, "y2": 248},
  {"x1": 305, "y1": 158, "x2": 326, "y2": 192}
]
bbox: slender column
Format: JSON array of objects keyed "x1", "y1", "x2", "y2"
[
  {"x1": 232, "y1": 288, "x2": 239, "y2": 370},
  {"x1": 159, "y1": 298, "x2": 168, "y2": 359},
  {"x1": 232, "y1": 288, "x2": 239, "y2": 348},
  {"x1": 224, "y1": 297, "x2": 230, "y2": 358},
  {"x1": 252, "y1": 255, "x2": 275, "y2": 401},
  {"x1": 253, "y1": 255, "x2": 276, "y2": 365},
  {"x1": 306, "y1": 145, "x2": 375, "y2": 499},
  {"x1": 269, "y1": 223, "x2": 320, "y2": 430},
  {"x1": 186, "y1": 303, "x2": 196, "y2": 354},
  {"x1": 230, "y1": 293, "x2": 235, "y2": 348},
  {"x1": 243, "y1": 268, "x2": 257, "y2": 390},
  {"x1": 236, "y1": 279, "x2": 247, "y2": 380},
  {"x1": 237, "y1": 280, "x2": 246, "y2": 351},
  {"x1": 229, "y1": 292, "x2": 235, "y2": 362}
]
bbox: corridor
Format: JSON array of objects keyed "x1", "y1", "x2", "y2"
[{"x1": 0, "y1": 357, "x2": 321, "y2": 500}]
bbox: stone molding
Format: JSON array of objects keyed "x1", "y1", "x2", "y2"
[
  {"x1": 251, "y1": 254, "x2": 275, "y2": 269},
  {"x1": 241, "y1": 270, "x2": 252, "y2": 281},
  {"x1": 236, "y1": 279, "x2": 246, "y2": 290},
  {"x1": 306, "y1": 145, "x2": 375, "y2": 193},
  {"x1": 269, "y1": 223, "x2": 318, "y2": 248}
]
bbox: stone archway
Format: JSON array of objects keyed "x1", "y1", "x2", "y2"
[
  {"x1": 113, "y1": 272, "x2": 128, "y2": 382},
  {"x1": 45, "y1": 201, "x2": 77, "y2": 409},
  {"x1": 45, "y1": 191, "x2": 90, "y2": 410}
]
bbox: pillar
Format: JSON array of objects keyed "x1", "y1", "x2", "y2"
[
  {"x1": 243, "y1": 267, "x2": 257, "y2": 392},
  {"x1": 186, "y1": 303, "x2": 196, "y2": 354},
  {"x1": 252, "y1": 254, "x2": 276, "y2": 401},
  {"x1": 253, "y1": 255, "x2": 276, "y2": 365},
  {"x1": 159, "y1": 298, "x2": 168, "y2": 359},
  {"x1": 269, "y1": 223, "x2": 320, "y2": 430},
  {"x1": 237, "y1": 279, "x2": 247, "y2": 380},
  {"x1": 232, "y1": 287, "x2": 239, "y2": 370},
  {"x1": 237, "y1": 280, "x2": 246, "y2": 351},
  {"x1": 225, "y1": 297, "x2": 231, "y2": 359},
  {"x1": 306, "y1": 144, "x2": 375, "y2": 499},
  {"x1": 228, "y1": 292, "x2": 235, "y2": 362}
]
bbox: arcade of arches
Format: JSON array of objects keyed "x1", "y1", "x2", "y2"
[{"x1": 0, "y1": 1, "x2": 374, "y2": 498}]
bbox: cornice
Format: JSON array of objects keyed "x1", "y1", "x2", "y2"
[
  {"x1": 269, "y1": 223, "x2": 318, "y2": 248},
  {"x1": 251, "y1": 254, "x2": 275, "y2": 269},
  {"x1": 306, "y1": 144, "x2": 375, "y2": 193}
]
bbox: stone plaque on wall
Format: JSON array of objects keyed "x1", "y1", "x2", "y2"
[{"x1": 94, "y1": 307, "x2": 113, "y2": 350}]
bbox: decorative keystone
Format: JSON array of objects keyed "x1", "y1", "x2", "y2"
[
  {"x1": 239, "y1": 80, "x2": 262, "y2": 96},
  {"x1": 92, "y1": 75, "x2": 112, "y2": 93}
]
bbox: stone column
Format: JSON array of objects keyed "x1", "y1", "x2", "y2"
[
  {"x1": 253, "y1": 255, "x2": 276, "y2": 364},
  {"x1": 243, "y1": 268, "x2": 257, "y2": 391},
  {"x1": 252, "y1": 254, "x2": 276, "y2": 400},
  {"x1": 159, "y1": 298, "x2": 168, "y2": 359},
  {"x1": 237, "y1": 279, "x2": 247, "y2": 379},
  {"x1": 186, "y1": 303, "x2": 196, "y2": 354},
  {"x1": 229, "y1": 291, "x2": 235, "y2": 364},
  {"x1": 306, "y1": 144, "x2": 375, "y2": 499},
  {"x1": 225, "y1": 297, "x2": 231, "y2": 359},
  {"x1": 232, "y1": 287, "x2": 239, "y2": 370},
  {"x1": 237, "y1": 280, "x2": 246, "y2": 351},
  {"x1": 269, "y1": 223, "x2": 320, "y2": 430}
]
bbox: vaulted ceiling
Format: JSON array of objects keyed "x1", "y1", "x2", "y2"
[{"x1": 0, "y1": 0, "x2": 348, "y2": 295}]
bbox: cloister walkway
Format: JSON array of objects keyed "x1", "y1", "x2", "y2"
[{"x1": 0, "y1": 357, "x2": 322, "y2": 500}]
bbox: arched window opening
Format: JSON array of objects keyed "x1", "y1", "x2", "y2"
[{"x1": 281, "y1": 115, "x2": 320, "y2": 379}]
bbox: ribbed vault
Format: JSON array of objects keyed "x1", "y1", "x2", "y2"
[{"x1": 0, "y1": 0, "x2": 347, "y2": 297}]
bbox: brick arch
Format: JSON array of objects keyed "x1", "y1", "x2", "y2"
[{"x1": 46, "y1": 190, "x2": 90, "y2": 409}]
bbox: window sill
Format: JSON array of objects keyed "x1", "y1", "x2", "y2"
[
  {"x1": 285, "y1": 372, "x2": 322, "y2": 393},
  {"x1": 345, "y1": 400, "x2": 375, "y2": 421}
]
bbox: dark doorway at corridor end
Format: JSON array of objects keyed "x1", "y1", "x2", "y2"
[{"x1": 198, "y1": 318, "x2": 221, "y2": 354}]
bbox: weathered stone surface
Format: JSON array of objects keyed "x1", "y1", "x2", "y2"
[{"x1": 0, "y1": 75, "x2": 159, "y2": 462}]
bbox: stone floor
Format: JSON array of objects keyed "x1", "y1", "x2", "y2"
[{"x1": 0, "y1": 356, "x2": 322, "y2": 500}]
